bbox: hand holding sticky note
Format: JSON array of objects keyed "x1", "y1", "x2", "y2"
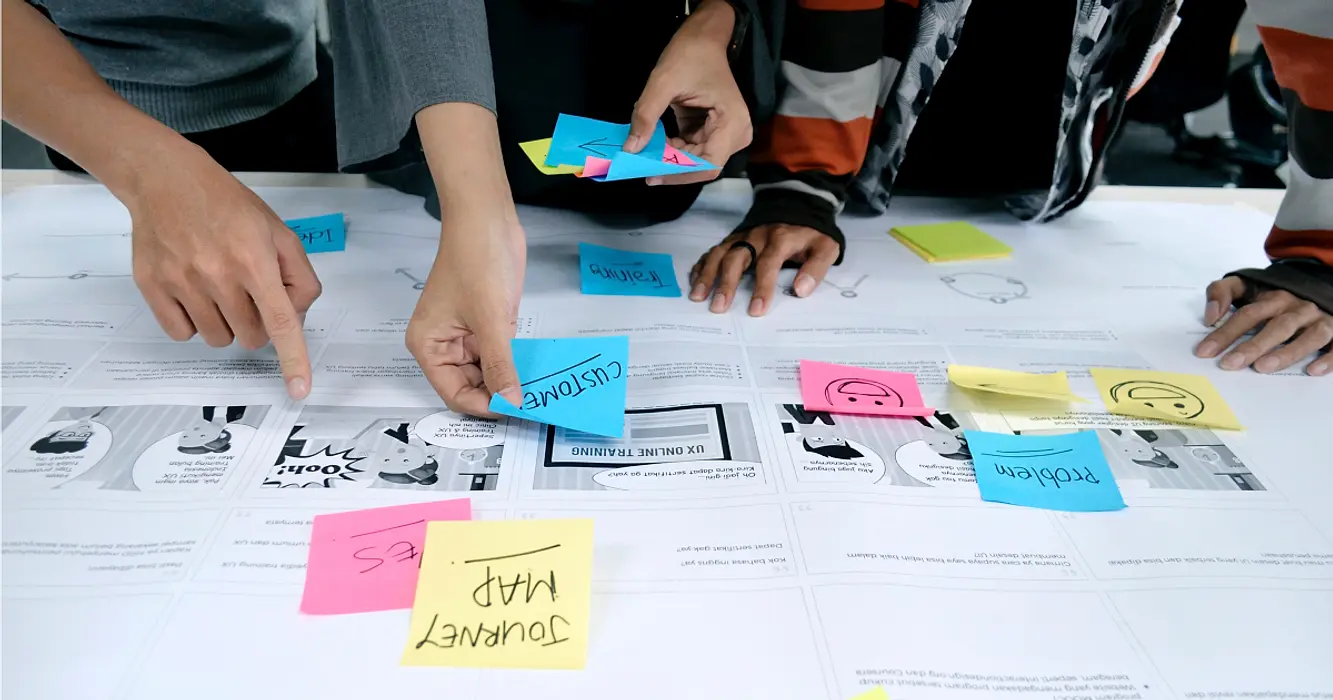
[
  {"x1": 948, "y1": 365, "x2": 1083, "y2": 402},
  {"x1": 402, "y1": 518, "x2": 595, "y2": 669},
  {"x1": 889, "y1": 221, "x2": 1011, "y2": 262},
  {"x1": 799, "y1": 360, "x2": 933, "y2": 417},
  {"x1": 285, "y1": 213, "x2": 346, "y2": 253},
  {"x1": 1089, "y1": 368, "x2": 1242, "y2": 430},
  {"x1": 579, "y1": 243, "x2": 681, "y2": 297},
  {"x1": 521, "y1": 114, "x2": 719, "y2": 182},
  {"x1": 489, "y1": 336, "x2": 629, "y2": 437},
  {"x1": 300, "y1": 498, "x2": 472, "y2": 615},
  {"x1": 965, "y1": 430, "x2": 1125, "y2": 512}
]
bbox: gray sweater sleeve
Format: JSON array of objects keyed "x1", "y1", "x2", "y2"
[{"x1": 328, "y1": 0, "x2": 496, "y2": 171}]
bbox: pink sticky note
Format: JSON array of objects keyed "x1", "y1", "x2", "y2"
[
  {"x1": 662, "y1": 144, "x2": 698, "y2": 166},
  {"x1": 580, "y1": 156, "x2": 612, "y2": 179},
  {"x1": 799, "y1": 359, "x2": 934, "y2": 417},
  {"x1": 299, "y1": 498, "x2": 471, "y2": 615}
]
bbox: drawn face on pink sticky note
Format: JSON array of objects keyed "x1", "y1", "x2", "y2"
[{"x1": 799, "y1": 360, "x2": 934, "y2": 417}]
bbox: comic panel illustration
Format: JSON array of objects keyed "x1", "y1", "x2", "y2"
[
  {"x1": 5, "y1": 403, "x2": 271, "y2": 493},
  {"x1": 529, "y1": 401, "x2": 770, "y2": 496},
  {"x1": 257, "y1": 405, "x2": 504, "y2": 492},
  {"x1": 1020, "y1": 426, "x2": 1266, "y2": 492}
]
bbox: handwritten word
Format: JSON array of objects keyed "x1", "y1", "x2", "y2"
[
  {"x1": 992, "y1": 463, "x2": 1101, "y2": 489},
  {"x1": 416, "y1": 614, "x2": 571, "y2": 649},
  {"x1": 347, "y1": 520, "x2": 425, "y2": 574},
  {"x1": 520, "y1": 355, "x2": 623, "y2": 410},
  {"x1": 586, "y1": 263, "x2": 671, "y2": 289}
]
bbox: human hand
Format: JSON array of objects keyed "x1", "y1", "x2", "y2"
[
  {"x1": 689, "y1": 224, "x2": 842, "y2": 317},
  {"x1": 129, "y1": 144, "x2": 320, "y2": 399},
  {"x1": 407, "y1": 210, "x2": 526, "y2": 416},
  {"x1": 1194, "y1": 276, "x2": 1331, "y2": 376},
  {"x1": 624, "y1": 0, "x2": 751, "y2": 185}
]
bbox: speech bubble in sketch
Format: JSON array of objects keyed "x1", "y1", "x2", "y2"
[
  {"x1": 1108, "y1": 380, "x2": 1205, "y2": 420},
  {"x1": 940, "y1": 273, "x2": 1028, "y2": 304}
]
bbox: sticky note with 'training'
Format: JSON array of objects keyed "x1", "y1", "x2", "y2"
[
  {"x1": 300, "y1": 498, "x2": 472, "y2": 615},
  {"x1": 402, "y1": 518, "x2": 595, "y2": 669},
  {"x1": 489, "y1": 336, "x2": 629, "y2": 437},
  {"x1": 965, "y1": 430, "x2": 1125, "y2": 512},
  {"x1": 579, "y1": 242, "x2": 681, "y2": 297}
]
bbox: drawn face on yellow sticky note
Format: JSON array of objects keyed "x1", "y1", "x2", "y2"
[
  {"x1": 401, "y1": 519, "x2": 595, "y2": 670},
  {"x1": 1107, "y1": 380, "x2": 1204, "y2": 420},
  {"x1": 1089, "y1": 368, "x2": 1241, "y2": 430}
]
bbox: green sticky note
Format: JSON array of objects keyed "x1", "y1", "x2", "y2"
[{"x1": 889, "y1": 221, "x2": 1012, "y2": 262}]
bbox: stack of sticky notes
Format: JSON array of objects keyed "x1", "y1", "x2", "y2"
[
  {"x1": 519, "y1": 114, "x2": 719, "y2": 182},
  {"x1": 889, "y1": 221, "x2": 1012, "y2": 262}
]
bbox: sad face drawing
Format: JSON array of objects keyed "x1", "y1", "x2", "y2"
[
  {"x1": 1108, "y1": 381, "x2": 1205, "y2": 420},
  {"x1": 823, "y1": 378, "x2": 906, "y2": 411}
]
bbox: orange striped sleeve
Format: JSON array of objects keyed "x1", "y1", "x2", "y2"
[{"x1": 749, "y1": 115, "x2": 875, "y2": 176}]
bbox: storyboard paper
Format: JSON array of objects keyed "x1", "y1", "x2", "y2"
[{"x1": 1, "y1": 184, "x2": 1330, "y2": 700}]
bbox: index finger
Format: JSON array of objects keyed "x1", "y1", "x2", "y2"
[{"x1": 248, "y1": 275, "x2": 312, "y2": 400}]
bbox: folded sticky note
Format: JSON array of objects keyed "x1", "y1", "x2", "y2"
[
  {"x1": 948, "y1": 365, "x2": 1084, "y2": 402},
  {"x1": 546, "y1": 113, "x2": 667, "y2": 167},
  {"x1": 662, "y1": 144, "x2": 698, "y2": 166},
  {"x1": 965, "y1": 430, "x2": 1125, "y2": 512},
  {"x1": 584, "y1": 149, "x2": 718, "y2": 182},
  {"x1": 579, "y1": 242, "x2": 681, "y2": 297},
  {"x1": 580, "y1": 156, "x2": 611, "y2": 179},
  {"x1": 799, "y1": 359, "x2": 934, "y2": 417},
  {"x1": 285, "y1": 213, "x2": 346, "y2": 253},
  {"x1": 519, "y1": 138, "x2": 584, "y2": 176},
  {"x1": 300, "y1": 498, "x2": 472, "y2": 615},
  {"x1": 489, "y1": 336, "x2": 629, "y2": 437},
  {"x1": 889, "y1": 221, "x2": 1011, "y2": 262},
  {"x1": 402, "y1": 518, "x2": 595, "y2": 669},
  {"x1": 1089, "y1": 368, "x2": 1242, "y2": 430}
]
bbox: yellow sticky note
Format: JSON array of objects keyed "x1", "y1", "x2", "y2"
[
  {"x1": 849, "y1": 688, "x2": 890, "y2": 700},
  {"x1": 402, "y1": 519, "x2": 595, "y2": 669},
  {"x1": 948, "y1": 364, "x2": 1084, "y2": 402},
  {"x1": 519, "y1": 138, "x2": 584, "y2": 176},
  {"x1": 1089, "y1": 368, "x2": 1243, "y2": 430},
  {"x1": 890, "y1": 221, "x2": 1012, "y2": 262}
]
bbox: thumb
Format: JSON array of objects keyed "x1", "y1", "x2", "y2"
[
  {"x1": 474, "y1": 314, "x2": 522, "y2": 407},
  {"x1": 625, "y1": 72, "x2": 673, "y2": 154}
]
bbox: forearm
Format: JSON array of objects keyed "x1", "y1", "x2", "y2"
[
  {"x1": 1, "y1": 0, "x2": 194, "y2": 198},
  {"x1": 415, "y1": 102, "x2": 518, "y2": 229}
]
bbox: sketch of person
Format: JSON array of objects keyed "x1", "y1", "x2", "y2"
[
  {"x1": 799, "y1": 423, "x2": 865, "y2": 460},
  {"x1": 373, "y1": 423, "x2": 441, "y2": 486},
  {"x1": 177, "y1": 406, "x2": 245, "y2": 455},
  {"x1": 913, "y1": 413, "x2": 971, "y2": 460}
]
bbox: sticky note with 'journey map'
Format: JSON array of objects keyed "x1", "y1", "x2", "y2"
[
  {"x1": 948, "y1": 365, "x2": 1084, "y2": 402},
  {"x1": 579, "y1": 242, "x2": 681, "y2": 297},
  {"x1": 889, "y1": 221, "x2": 1011, "y2": 262},
  {"x1": 402, "y1": 518, "x2": 595, "y2": 669},
  {"x1": 1089, "y1": 367, "x2": 1242, "y2": 430},
  {"x1": 799, "y1": 359, "x2": 934, "y2": 417},
  {"x1": 285, "y1": 213, "x2": 346, "y2": 253},
  {"x1": 489, "y1": 336, "x2": 629, "y2": 437},
  {"x1": 300, "y1": 498, "x2": 472, "y2": 615},
  {"x1": 965, "y1": 430, "x2": 1125, "y2": 512}
]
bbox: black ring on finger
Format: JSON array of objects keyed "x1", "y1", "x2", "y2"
[{"x1": 728, "y1": 241, "x2": 759, "y2": 271}]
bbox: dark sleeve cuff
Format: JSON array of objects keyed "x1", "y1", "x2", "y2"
[
  {"x1": 1228, "y1": 259, "x2": 1333, "y2": 314},
  {"x1": 734, "y1": 188, "x2": 846, "y2": 265}
]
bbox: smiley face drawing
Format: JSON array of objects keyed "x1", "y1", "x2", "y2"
[
  {"x1": 824, "y1": 378, "x2": 905, "y2": 410},
  {"x1": 1108, "y1": 381, "x2": 1205, "y2": 420},
  {"x1": 940, "y1": 273, "x2": 1028, "y2": 304}
]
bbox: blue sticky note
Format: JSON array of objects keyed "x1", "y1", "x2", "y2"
[
  {"x1": 488, "y1": 336, "x2": 629, "y2": 438},
  {"x1": 579, "y1": 243, "x2": 682, "y2": 297},
  {"x1": 285, "y1": 213, "x2": 346, "y2": 253},
  {"x1": 591, "y1": 150, "x2": 718, "y2": 182},
  {"x1": 545, "y1": 114, "x2": 667, "y2": 167},
  {"x1": 964, "y1": 430, "x2": 1126, "y2": 512}
]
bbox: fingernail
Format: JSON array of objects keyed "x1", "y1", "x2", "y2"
[
  {"x1": 749, "y1": 297, "x2": 766, "y2": 316},
  {"x1": 1196, "y1": 341, "x2": 1218, "y2": 358},
  {"x1": 690, "y1": 283, "x2": 707, "y2": 301},
  {"x1": 646, "y1": 177, "x2": 663, "y2": 187},
  {"x1": 1255, "y1": 356, "x2": 1281, "y2": 373},
  {"x1": 1310, "y1": 362, "x2": 1330, "y2": 376},
  {"x1": 287, "y1": 377, "x2": 309, "y2": 400},
  {"x1": 625, "y1": 135, "x2": 641, "y2": 153},
  {"x1": 710, "y1": 292, "x2": 728, "y2": 313},
  {"x1": 1220, "y1": 354, "x2": 1247, "y2": 371},
  {"x1": 794, "y1": 274, "x2": 816, "y2": 297},
  {"x1": 1205, "y1": 301, "x2": 1220, "y2": 325},
  {"x1": 498, "y1": 386, "x2": 521, "y2": 406}
]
